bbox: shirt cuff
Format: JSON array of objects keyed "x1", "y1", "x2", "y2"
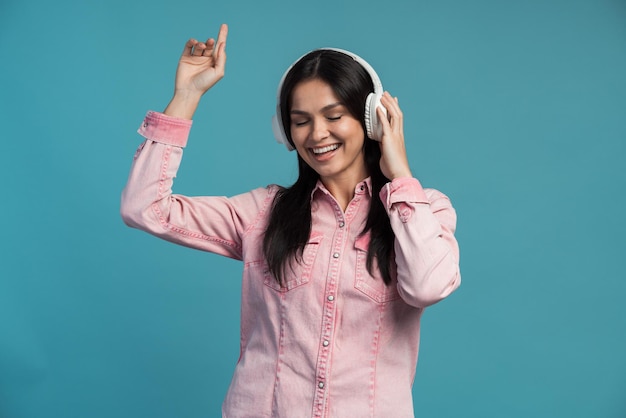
[
  {"x1": 379, "y1": 177, "x2": 429, "y2": 209},
  {"x1": 137, "y1": 111, "x2": 193, "y2": 147}
]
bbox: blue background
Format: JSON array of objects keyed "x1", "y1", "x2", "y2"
[{"x1": 1, "y1": 0, "x2": 625, "y2": 417}]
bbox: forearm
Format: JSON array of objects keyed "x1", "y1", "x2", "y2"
[
  {"x1": 120, "y1": 112, "x2": 191, "y2": 235},
  {"x1": 380, "y1": 178, "x2": 461, "y2": 308}
]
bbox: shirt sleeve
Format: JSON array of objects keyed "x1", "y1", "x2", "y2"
[
  {"x1": 120, "y1": 111, "x2": 274, "y2": 260},
  {"x1": 379, "y1": 177, "x2": 461, "y2": 308}
]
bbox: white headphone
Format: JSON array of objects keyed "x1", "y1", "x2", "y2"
[{"x1": 271, "y1": 48, "x2": 386, "y2": 151}]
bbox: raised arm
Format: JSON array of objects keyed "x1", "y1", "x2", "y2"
[
  {"x1": 376, "y1": 92, "x2": 461, "y2": 307},
  {"x1": 120, "y1": 24, "x2": 275, "y2": 260},
  {"x1": 164, "y1": 23, "x2": 228, "y2": 119}
]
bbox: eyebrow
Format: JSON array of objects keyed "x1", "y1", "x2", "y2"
[{"x1": 290, "y1": 102, "x2": 344, "y2": 115}]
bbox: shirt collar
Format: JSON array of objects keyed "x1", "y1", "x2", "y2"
[{"x1": 310, "y1": 177, "x2": 373, "y2": 201}]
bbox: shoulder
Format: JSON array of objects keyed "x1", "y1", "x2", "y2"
[
  {"x1": 229, "y1": 184, "x2": 281, "y2": 207},
  {"x1": 227, "y1": 185, "x2": 286, "y2": 224}
]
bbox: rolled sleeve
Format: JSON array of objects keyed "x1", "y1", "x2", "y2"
[
  {"x1": 137, "y1": 111, "x2": 193, "y2": 148},
  {"x1": 379, "y1": 177, "x2": 429, "y2": 210}
]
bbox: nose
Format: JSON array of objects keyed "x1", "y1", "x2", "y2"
[{"x1": 310, "y1": 118, "x2": 329, "y2": 142}]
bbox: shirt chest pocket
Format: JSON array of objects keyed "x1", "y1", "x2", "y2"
[
  {"x1": 354, "y1": 234, "x2": 400, "y2": 303},
  {"x1": 263, "y1": 233, "x2": 324, "y2": 292}
]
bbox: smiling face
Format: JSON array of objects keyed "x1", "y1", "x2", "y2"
[{"x1": 289, "y1": 78, "x2": 368, "y2": 187}]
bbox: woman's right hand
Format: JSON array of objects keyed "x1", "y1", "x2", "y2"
[{"x1": 164, "y1": 23, "x2": 228, "y2": 119}]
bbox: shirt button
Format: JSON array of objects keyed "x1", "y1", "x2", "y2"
[
  {"x1": 318, "y1": 382, "x2": 325, "y2": 389},
  {"x1": 333, "y1": 252, "x2": 340, "y2": 258},
  {"x1": 327, "y1": 295, "x2": 334, "y2": 301},
  {"x1": 323, "y1": 340, "x2": 329, "y2": 347},
  {"x1": 338, "y1": 221, "x2": 345, "y2": 228}
]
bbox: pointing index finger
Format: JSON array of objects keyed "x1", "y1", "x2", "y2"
[{"x1": 216, "y1": 23, "x2": 228, "y2": 47}]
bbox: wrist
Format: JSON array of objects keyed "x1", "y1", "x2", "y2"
[
  {"x1": 390, "y1": 170, "x2": 413, "y2": 180},
  {"x1": 164, "y1": 90, "x2": 203, "y2": 119}
]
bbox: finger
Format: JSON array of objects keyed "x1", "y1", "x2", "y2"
[
  {"x1": 204, "y1": 38, "x2": 216, "y2": 52},
  {"x1": 202, "y1": 40, "x2": 214, "y2": 56},
  {"x1": 212, "y1": 23, "x2": 228, "y2": 60},
  {"x1": 379, "y1": 98, "x2": 404, "y2": 142},
  {"x1": 381, "y1": 92, "x2": 402, "y2": 127},
  {"x1": 216, "y1": 23, "x2": 229, "y2": 47},
  {"x1": 381, "y1": 92, "x2": 399, "y2": 114},
  {"x1": 377, "y1": 106, "x2": 391, "y2": 137},
  {"x1": 182, "y1": 39, "x2": 198, "y2": 56},
  {"x1": 192, "y1": 42, "x2": 206, "y2": 56},
  {"x1": 214, "y1": 39, "x2": 227, "y2": 69}
]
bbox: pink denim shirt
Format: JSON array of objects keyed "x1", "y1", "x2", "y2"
[{"x1": 121, "y1": 111, "x2": 461, "y2": 418}]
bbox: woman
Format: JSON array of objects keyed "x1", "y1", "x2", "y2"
[{"x1": 121, "y1": 23, "x2": 460, "y2": 418}]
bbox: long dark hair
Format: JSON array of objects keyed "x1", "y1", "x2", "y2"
[{"x1": 263, "y1": 49, "x2": 395, "y2": 286}]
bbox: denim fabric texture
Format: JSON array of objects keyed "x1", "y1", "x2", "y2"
[{"x1": 121, "y1": 111, "x2": 461, "y2": 418}]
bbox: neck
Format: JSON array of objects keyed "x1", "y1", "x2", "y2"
[{"x1": 321, "y1": 173, "x2": 368, "y2": 212}]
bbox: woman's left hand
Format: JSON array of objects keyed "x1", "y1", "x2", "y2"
[{"x1": 377, "y1": 92, "x2": 413, "y2": 180}]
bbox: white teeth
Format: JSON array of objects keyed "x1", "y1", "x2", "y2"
[{"x1": 312, "y1": 144, "x2": 339, "y2": 154}]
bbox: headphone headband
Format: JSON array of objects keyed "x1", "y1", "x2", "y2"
[{"x1": 272, "y1": 48, "x2": 385, "y2": 151}]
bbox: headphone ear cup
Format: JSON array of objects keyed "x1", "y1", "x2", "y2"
[
  {"x1": 364, "y1": 92, "x2": 385, "y2": 141},
  {"x1": 272, "y1": 113, "x2": 294, "y2": 151}
]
